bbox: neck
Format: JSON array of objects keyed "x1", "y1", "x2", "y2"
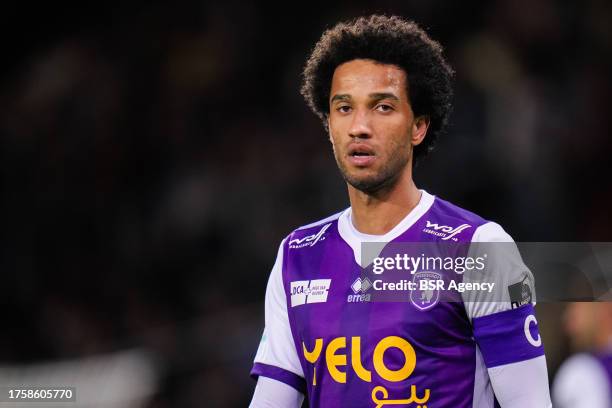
[{"x1": 348, "y1": 167, "x2": 421, "y2": 235}]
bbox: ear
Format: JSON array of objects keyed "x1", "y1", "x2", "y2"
[
  {"x1": 326, "y1": 115, "x2": 333, "y2": 144},
  {"x1": 411, "y1": 115, "x2": 430, "y2": 146}
]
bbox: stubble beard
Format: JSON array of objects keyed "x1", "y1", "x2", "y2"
[{"x1": 334, "y1": 148, "x2": 411, "y2": 195}]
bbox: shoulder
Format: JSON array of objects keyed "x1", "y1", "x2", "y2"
[
  {"x1": 284, "y1": 209, "x2": 346, "y2": 250},
  {"x1": 472, "y1": 222, "x2": 514, "y2": 243},
  {"x1": 553, "y1": 353, "x2": 611, "y2": 406},
  {"x1": 429, "y1": 195, "x2": 488, "y2": 227},
  {"x1": 556, "y1": 353, "x2": 608, "y2": 379},
  {"x1": 426, "y1": 194, "x2": 513, "y2": 242},
  {"x1": 294, "y1": 210, "x2": 345, "y2": 232}
]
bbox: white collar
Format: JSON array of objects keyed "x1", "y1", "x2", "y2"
[{"x1": 337, "y1": 189, "x2": 435, "y2": 266}]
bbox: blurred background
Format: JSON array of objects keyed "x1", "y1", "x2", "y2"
[{"x1": 1, "y1": 0, "x2": 611, "y2": 406}]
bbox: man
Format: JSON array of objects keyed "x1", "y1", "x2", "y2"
[
  {"x1": 553, "y1": 302, "x2": 612, "y2": 407},
  {"x1": 250, "y1": 15, "x2": 551, "y2": 407}
]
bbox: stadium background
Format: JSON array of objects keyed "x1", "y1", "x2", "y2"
[{"x1": 1, "y1": 1, "x2": 610, "y2": 406}]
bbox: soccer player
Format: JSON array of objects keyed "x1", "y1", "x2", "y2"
[
  {"x1": 553, "y1": 302, "x2": 612, "y2": 406},
  {"x1": 250, "y1": 15, "x2": 551, "y2": 407}
]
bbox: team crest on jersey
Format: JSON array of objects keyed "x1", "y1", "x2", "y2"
[{"x1": 410, "y1": 271, "x2": 442, "y2": 311}]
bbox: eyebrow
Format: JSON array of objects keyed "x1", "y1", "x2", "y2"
[
  {"x1": 330, "y1": 92, "x2": 400, "y2": 103},
  {"x1": 369, "y1": 92, "x2": 400, "y2": 101},
  {"x1": 330, "y1": 94, "x2": 351, "y2": 103}
]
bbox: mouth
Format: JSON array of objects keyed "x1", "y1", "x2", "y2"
[{"x1": 347, "y1": 144, "x2": 376, "y2": 167}]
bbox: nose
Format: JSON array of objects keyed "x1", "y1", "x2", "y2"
[{"x1": 348, "y1": 109, "x2": 372, "y2": 139}]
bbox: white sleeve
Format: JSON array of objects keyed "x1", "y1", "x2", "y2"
[
  {"x1": 552, "y1": 353, "x2": 610, "y2": 408},
  {"x1": 463, "y1": 221, "x2": 536, "y2": 320},
  {"x1": 251, "y1": 239, "x2": 305, "y2": 391},
  {"x1": 249, "y1": 376, "x2": 304, "y2": 408},
  {"x1": 466, "y1": 222, "x2": 552, "y2": 407},
  {"x1": 488, "y1": 356, "x2": 551, "y2": 407}
]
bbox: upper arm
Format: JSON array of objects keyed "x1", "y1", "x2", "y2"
[
  {"x1": 249, "y1": 376, "x2": 304, "y2": 408},
  {"x1": 251, "y1": 239, "x2": 306, "y2": 394},
  {"x1": 463, "y1": 222, "x2": 535, "y2": 319},
  {"x1": 465, "y1": 222, "x2": 551, "y2": 406}
]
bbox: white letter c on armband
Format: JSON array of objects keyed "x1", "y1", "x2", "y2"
[{"x1": 524, "y1": 314, "x2": 542, "y2": 347}]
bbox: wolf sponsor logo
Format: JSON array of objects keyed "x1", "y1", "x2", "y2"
[
  {"x1": 288, "y1": 223, "x2": 331, "y2": 249},
  {"x1": 422, "y1": 220, "x2": 471, "y2": 241},
  {"x1": 410, "y1": 271, "x2": 442, "y2": 311},
  {"x1": 348, "y1": 277, "x2": 372, "y2": 303},
  {"x1": 290, "y1": 279, "x2": 331, "y2": 307}
]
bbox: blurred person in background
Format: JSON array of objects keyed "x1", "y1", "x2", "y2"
[
  {"x1": 553, "y1": 302, "x2": 612, "y2": 407},
  {"x1": 249, "y1": 15, "x2": 551, "y2": 407}
]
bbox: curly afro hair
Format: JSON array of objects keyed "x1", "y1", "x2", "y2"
[{"x1": 301, "y1": 15, "x2": 454, "y2": 162}]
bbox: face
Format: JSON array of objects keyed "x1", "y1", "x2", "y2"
[
  {"x1": 327, "y1": 59, "x2": 428, "y2": 194},
  {"x1": 563, "y1": 302, "x2": 596, "y2": 350}
]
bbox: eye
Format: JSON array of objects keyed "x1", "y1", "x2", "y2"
[
  {"x1": 336, "y1": 105, "x2": 352, "y2": 113},
  {"x1": 375, "y1": 104, "x2": 394, "y2": 113}
]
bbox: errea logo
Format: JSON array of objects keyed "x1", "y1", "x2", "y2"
[
  {"x1": 422, "y1": 220, "x2": 471, "y2": 241},
  {"x1": 288, "y1": 223, "x2": 331, "y2": 249},
  {"x1": 348, "y1": 277, "x2": 372, "y2": 303},
  {"x1": 290, "y1": 279, "x2": 331, "y2": 307}
]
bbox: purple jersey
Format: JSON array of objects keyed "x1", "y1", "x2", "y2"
[
  {"x1": 252, "y1": 190, "x2": 550, "y2": 407},
  {"x1": 596, "y1": 353, "x2": 612, "y2": 396},
  {"x1": 554, "y1": 351, "x2": 612, "y2": 407}
]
